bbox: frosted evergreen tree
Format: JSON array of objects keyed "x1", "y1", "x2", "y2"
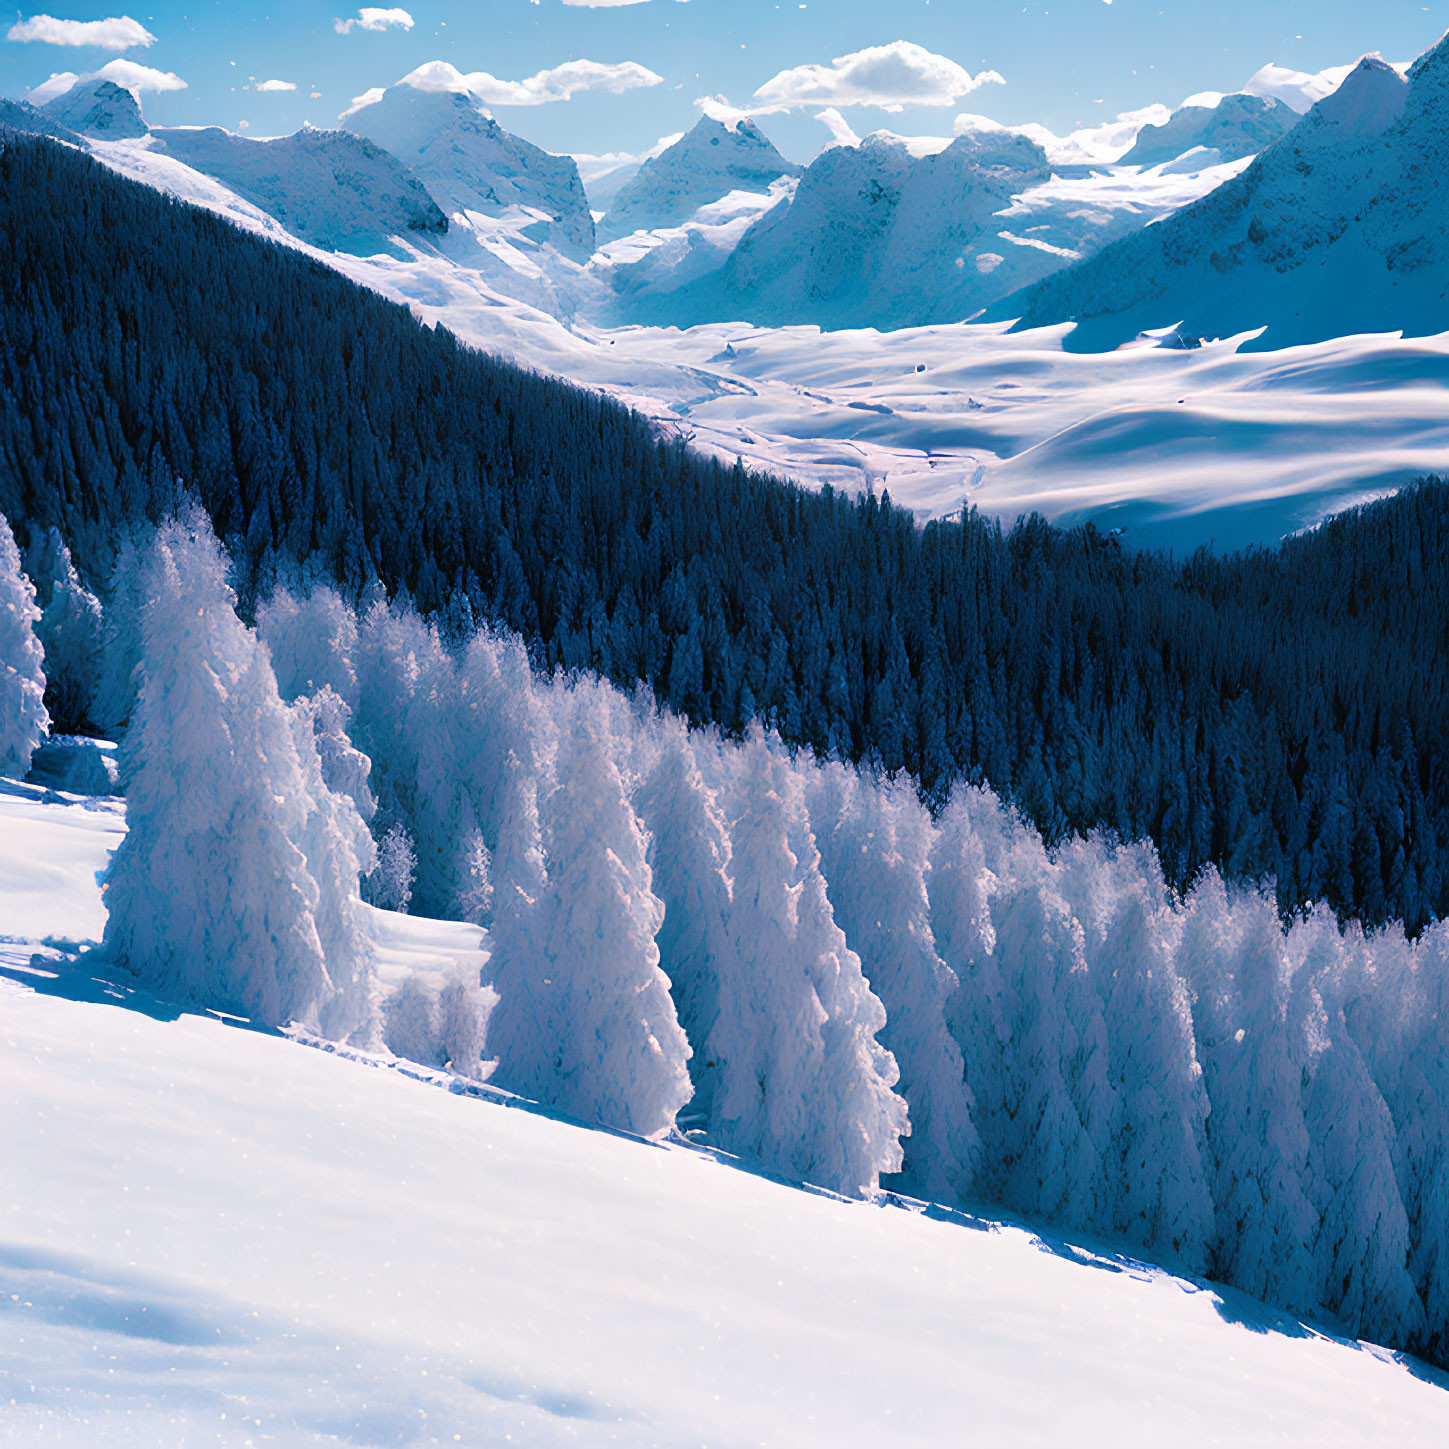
[
  {"x1": 806, "y1": 760, "x2": 978, "y2": 1205},
  {"x1": 455, "y1": 623, "x2": 555, "y2": 854},
  {"x1": 103, "y1": 515, "x2": 331, "y2": 1028},
  {"x1": 452, "y1": 823, "x2": 493, "y2": 926},
  {"x1": 635, "y1": 716, "x2": 737, "y2": 1124},
  {"x1": 257, "y1": 584, "x2": 360, "y2": 708},
  {"x1": 289, "y1": 690, "x2": 379, "y2": 1046},
  {"x1": 307, "y1": 686, "x2": 376, "y2": 825},
  {"x1": 437, "y1": 975, "x2": 497, "y2": 1081},
  {"x1": 706, "y1": 728, "x2": 907, "y2": 1196},
  {"x1": 353, "y1": 598, "x2": 478, "y2": 918},
  {"x1": 30, "y1": 527, "x2": 103, "y2": 734},
  {"x1": 1059, "y1": 837, "x2": 1215, "y2": 1271},
  {"x1": 382, "y1": 974, "x2": 440, "y2": 1065},
  {"x1": 1361, "y1": 919, "x2": 1449, "y2": 1363},
  {"x1": 487, "y1": 701, "x2": 691, "y2": 1138},
  {"x1": 0, "y1": 510, "x2": 47, "y2": 777},
  {"x1": 365, "y1": 823, "x2": 416, "y2": 913},
  {"x1": 929, "y1": 785, "x2": 1011, "y2": 1157},
  {"x1": 93, "y1": 529, "x2": 149, "y2": 740},
  {"x1": 1289, "y1": 906, "x2": 1421, "y2": 1345},
  {"x1": 1179, "y1": 872, "x2": 1318, "y2": 1313},
  {"x1": 980, "y1": 838, "x2": 1112, "y2": 1232}
]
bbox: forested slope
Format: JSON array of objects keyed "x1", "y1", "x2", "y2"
[{"x1": 3, "y1": 131, "x2": 1447, "y2": 930}]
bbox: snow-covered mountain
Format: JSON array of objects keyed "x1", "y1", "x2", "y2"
[
  {"x1": 149, "y1": 125, "x2": 448, "y2": 256},
  {"x1": 596, "y1": 116, "x2": 800, "y2": 243},
  {"x1": 1002, "y1": 41, "x2": 1449, "y2": 349},
  {"x1": 609, "y1": 124, "x2": 1246, "y2": 332},
  {"x1": 343, "y1": 66, "x2": 596, "y2": 260},
  {"x1": 1120, "y1": 92, "x2": 1296, "y2": 168},
  {"x1": 40, "y1": 76, "x2": 147, "y2": 140}
]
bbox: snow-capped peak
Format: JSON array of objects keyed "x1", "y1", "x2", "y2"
[
  {"x1": 39, "y1": 76, "x2": 147, "y2": 140},
  {"x1": 597, "y1": 114, "x2": 800, "y2": 243},
  {"x1": 1311, "y1": 54, "x2": 1409, "y2": 135},
  {"x1": 341, "y1": 71, "x2": 596, "y2": 259}
]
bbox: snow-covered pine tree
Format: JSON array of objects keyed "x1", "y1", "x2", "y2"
[
  {"x1": 1288, "y1": 906, "x2": 1422, "y2": 1345},
  {"x1": 257, "y1": 583, "x2": 360, "y2": 708},
  {"x1": 29, "y1": 527, "x2": 103, "y2": 734},
  {"x1": 352, "y1": 597, "x2": 479, "y2": 919},
  {"x1": 487, "y1": 697, "x2": 691, "y2": 1138},
  {"x1": 1179, "y1": 872, "x2": 1318, "y2": 1314},
  {"x1": 635, "y1": 716, "x2": 737, "y2": 1125},
  {"x1": 103, "y1": 514, "x2": 331, "y2": 1028},
  {"x1": 1359, "y1": 919, "x2": 1449, "y2": 1364},
  {"x1": 0, "y1": 510, "x2": 47, "y2": 777},
  {"x1": 289, "y1": 689, "x2": 379, "y2": 1046},
  {"x1": 1058, "y1": 836, "x2": 1215, "y2": 1272},
  {"x1": 704, "y1": 728, "x2": 907, "y2": 1196},
  {"x1": 366, "y1": 823, "x2": 416, "y2": 913},
  {"x1": 93, "y1": 528, "x2": 149, "y2": 740},
  {"x1": 805, "y1": 760, "x2": 978, "y2": 1205},
  {"x1": 978, "y1": 834, "x2": 1113, "y2": 1233}
]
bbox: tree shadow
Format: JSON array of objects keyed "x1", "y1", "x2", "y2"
[{"x1": 0, "y1": 938, "x2": 269, "y2": 1034}]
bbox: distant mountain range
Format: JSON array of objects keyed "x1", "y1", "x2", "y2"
[{"x1": 4, "y1": 38, "x2": 1442, "y2": 342}]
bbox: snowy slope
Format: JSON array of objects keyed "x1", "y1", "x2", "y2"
[
  {"x1": 148, "y1": 126, "x2": 448, "y2": 256},
  {"x1": 343, "y1": 67, "x2": 596, "y2": 261},
  {"x1": 1120, "y1": 92, "x2": 1296, "y2": 168},
  {"x1": 597, "y1": 116, "x2": 800, "y2": 244},
  {"x1": 39, "y1": 76, "x2": 146, "y2": 140},
  {"x1": 4, "y1": 786, "x2": 1449, "y2": 1447},
  {"x1": 1004, "y1": 41, "x2": 1449, "y2": 350}
]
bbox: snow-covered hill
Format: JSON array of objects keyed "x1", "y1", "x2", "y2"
[
  {"x1": 1004, "y1": 40, "x2": 1449, "y2": 350},
  {"x1": 4, "y1": 785, "x2": 1449, "y2": 1446},
  {"x1": 596, "y1": 116, "x2": 800, "y2": 244},
  {"x1": 342, "y1": 65, "x2": 596, "y2": 261},
  {"x1": 39, "y1": 76, "x2": 146, "y2": 140},
  {"x1": 1120, "y1": 92, "x2": 1296, "y2": 168},
  {"x1": 148, "y1": 125, "x2": 448, "y2": 256}
]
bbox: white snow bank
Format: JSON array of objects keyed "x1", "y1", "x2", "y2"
[{"x1": 4, "y1": 979, "x2": 1449, "y2": 1447}]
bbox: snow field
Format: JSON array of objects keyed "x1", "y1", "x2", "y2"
[{"x1": 5, "y1": 960, "x2": 1449, "y2": 1447}]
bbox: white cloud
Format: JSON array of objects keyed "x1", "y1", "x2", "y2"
[
  {"x1": 6, "y1": 13, "x2": 156, "y2": 52},
  {"x1": 342, "y1": 85, "x2": 386, "y2": 116},
  {"x1": 385, "y1": 56, "x2": 664, "y2": 107},
  {"x1": 814, "y1": 106, "x2": 861, "y2": 148},
  {"x1": 334, "y1": 7, "x2": 414, "y2": 35},
  {"x1": 94, "y1": 57, "x2": 186, "y2": 96},
  {"x1": 253, "y1": 79, "x2": 297, "y2": 92},
  {"x1": 28, "y1": 55, "x2": 186, "y2": 104},
  {"x1": 752, "y1": 40, "x2": 1003, "y2": 113},
  {"x1": 24, "y1": 69, "x2": 79, "y2": 104},
  {"x1": 693, "y1": 93, "x2": 786, "y2": 126}
]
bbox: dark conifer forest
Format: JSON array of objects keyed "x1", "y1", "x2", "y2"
[{"x1": 3, "y1": 131, "x2": 1446, "y2": 931}]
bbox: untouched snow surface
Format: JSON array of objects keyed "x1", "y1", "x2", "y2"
[
  {"x1": 4, "y1": 786, "x2": 1449, "y2": 1446},
  {"x1": 64, "y1": 134, "x2": 1449, "y2": 551}
]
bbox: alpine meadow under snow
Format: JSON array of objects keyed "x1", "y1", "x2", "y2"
[{"x1": 5, "y1": 10, "x2": 1449, "y2": 1443}]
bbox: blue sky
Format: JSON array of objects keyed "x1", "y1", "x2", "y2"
[{"x1": 3, "y1": 1, "x2": 1445, "y2": 162}]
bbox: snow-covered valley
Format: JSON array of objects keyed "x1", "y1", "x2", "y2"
[
  {"x1": 4, "y1": 786, "x2": 1449, "y2": 1448},
  {"x1": 69, "y1": 133, "x2": 1449, "y2": 551}
]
